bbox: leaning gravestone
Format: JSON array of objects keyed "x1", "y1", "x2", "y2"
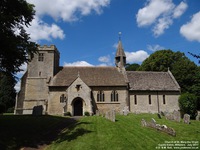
[
  {"x1": 173, "y1": 110, "x2": 181, "y2": 122},
  {"x1": 96, "y1": 110, "x2": 100, "y2": 116},
  {"x1": 183, "y1": 114, "x2": 190, "y2": 124},
  {"x1": 158, "y1": 113, "x2": 162, "y2": 119},
  {"x1": 151, "y1": 118, "x2": 156, "y2": 127},
  {"x1": 123, "y1": 106, "x2": 129, "y2": 116}
]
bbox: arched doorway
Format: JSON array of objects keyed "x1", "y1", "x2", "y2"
[{"x1": 73, "y1": 98, "x2": 83, "y2": 116}]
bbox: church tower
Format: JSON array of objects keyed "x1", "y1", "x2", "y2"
[{"x1": 115, "y1": 32, "x2": 126, "y2": 72}]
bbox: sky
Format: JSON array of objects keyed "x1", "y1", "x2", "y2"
[{"x1": 15, "y1": 0, "x2": 200, "y2": 91}]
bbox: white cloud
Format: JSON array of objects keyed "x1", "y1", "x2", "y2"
[
  {"x1": 180, "y1": 11, "x2": 200, "y2": 42},
  {"x1": 173, "y1": 1, "x2": 188, "y2": 18},
  {"x1": 63, "y1": 61, "x2": 94, "y2": 66},
  {"x1": 136, "y1": 0, "x2": 174, "y2": 27},
  {"x1": 27, "y1": 0, "x2": 110, "y2": 22},
  {"x1": 136, "y1": 0, "x2": 188, "y2": 37},
  {"x1": 14, "y1": 81, "x2": 21, "y2": 92},
  {"x1": 125, "y1": 50, "x2": 149, "y2": 63},
  {"x1": 98, "y1": 55, "x2": 110, "y2": 63},
  {"x1": 112, "y1": 43, "x2": 118, "y2": 49},
  {"x1": 147, "y1": 44, "x2": 165, "y2": 51},
  {"x1": 25, "y1": 17, "x2": 65, "y2": 42}
]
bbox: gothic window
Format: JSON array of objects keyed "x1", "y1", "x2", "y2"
[
  {"x1": 38, "y1": 53, "x2": 44, "y2": 61},
  {"x1": 163, "y1": 95, "x2": 166, "y2": 104},
  {"x1": 60, "y1": 94, "x2": 65, "y2": 103},
  {"x1": 111, "y1": 90, "x2": 118, "y2": 102},
  {"x1": 149, "y1": 95, "x2": 151, "y2": 105},
  {"x1": 97, "y1": 91, "x2": 104, "y2": 102},
  {"x1": 134, "y1": 95, "x2": 137, "y2": 105}
]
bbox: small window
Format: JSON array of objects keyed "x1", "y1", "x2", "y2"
[
  {"x1": 97, "y1": 91, "x2": 104, "y2": 102},
  {"x1": 60, "y1": 94, "x2": 65, "y2": 103},
  {"x1": 149, "y1": 95, "x2": 151, "y2": 105},
  {"x1": 38, "y1": 53, "x2": 44, "y2": 61},
  {"x1": 111, "y1": 90, "x2": 118, "y2": 102},
  {"x1": 163, "y1": 95, "x2": 166, "y2": 104},
  {"x1": 134, "y1": 95, "x2": 137, "y2": 105}
]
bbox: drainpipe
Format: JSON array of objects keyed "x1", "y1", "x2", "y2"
[{"x1": 157, "y1": 91, "x2": 160, "y2": 113}]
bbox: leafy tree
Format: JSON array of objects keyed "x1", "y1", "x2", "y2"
[
  {"x1": 179, "y1": 93, "x2": 197, "y2": 118},
  {"x1": 0, "y1": 0, "x2": 37, "y2": 75},
  {"x1": 0, "y1": 0, "x2": 38, "y2": 111},
  {"x1": 125, "y1": 63, "x2": 140, "y2": 71},
  {"x1": 0, "y1": 72, "x2": 16, "y2": 112}
]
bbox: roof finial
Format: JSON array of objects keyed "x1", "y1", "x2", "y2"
[{"x1": 118, "y1": 32, "x2": 122, "y2": 41}]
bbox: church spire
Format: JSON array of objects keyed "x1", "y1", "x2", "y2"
[{"x1": 115, "y1": 32, "x2": 126, "y2": 70}]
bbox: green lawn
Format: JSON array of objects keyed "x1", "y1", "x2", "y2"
[{"x1": 0, "y1": 114, "x2": 199, "y2": 150}]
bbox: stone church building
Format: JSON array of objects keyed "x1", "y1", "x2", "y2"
[{"x1": 15, "y1": 39, "x2": 180, "y2": 116}]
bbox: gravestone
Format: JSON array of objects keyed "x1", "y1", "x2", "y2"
[
  {"x1": 196, "y1": 111, "x2": 200, "y2": 121},
  {"x1": 105, "y1": 110, "x2": 115, "y2": 122},
  {"x1": 183, "y1": 114, "x2": 190, "y2": 124},
  {"x1": 161, "y1": 111, "x2": 165, "y2": 116},
  {"x1": 158, "y1": 113, "x2": 162, "y2": 119},
  {"x1": 173, "y1": 110, "x2": 181, "y2": 122},
  {"x1": 123, "y1": 106, "x2": 129, "y2": 116},
  {"x1": 141, "y1": 119, "x2": 147, "y2": 127},
  {"x1": 151, "y1": 118, "x2": 156, "y2": 127},
  {"x1": 96, "y1": 110, "x2": 100, "y2": 116},
  {"x1": 165, "y1": 113, "x2": 174, "y2": 121}
]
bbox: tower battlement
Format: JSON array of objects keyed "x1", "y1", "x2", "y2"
[{"x1": 38, "y1": 45, "x2": 59, "y2": 54}]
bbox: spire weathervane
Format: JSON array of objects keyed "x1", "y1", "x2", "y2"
[{"x1": 118, "y1": 32, "x2": 122, "y2": 41}]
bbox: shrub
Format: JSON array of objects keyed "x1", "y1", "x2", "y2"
[
  {"x1": 0, "y1": 104, "x2": 6, "y2": 114},
  {"x1": 64, "y1": 112, "x2": 71, "y2": 116},
  {"x1": 7, "y1": 107, "x2": 14, "y2": 113},
  {"x1": 179, "y1": 93, "x2": 197, "y2": 118},
  {"x1": 84, "y1": 111, "x2": 90, "y2": 116}
]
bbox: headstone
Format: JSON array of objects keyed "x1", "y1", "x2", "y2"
[
  {"x1": 196, "y1": 115, "x2": 200, "y2": 121},
  {"x1": 165, "y1": 113, "x2": 174, "y2": 121},
  {"x1": 141, "y1": 119, "x2": 147, "y2": 127},
  {"x1": 105, "y1": 110, "x2": 115, "y2": 122},
  {"x1": 123, "y1": 106, "x2": 129, "y2": 116},
  {"x1": 151, "y1": 118, "x2": 156, "y2": 127},
  {"x1": 183, "y1": 114, "x2": 190, "y2": 124},
  {"x1": 173, "y1": 110, "x2": 181, "y2": 122},
  {"x1": 96, "y1": 110, "x2": 100, "y2": 116},
  {"x1": 32, "y1": 105, "x2": 43, "y2": 116},
  {"x1": 158, "y1": 113, "x2": 162, "y2": 119},
  {"x1": 161, "y1": 111, "x2": 165, "y2": 116}
]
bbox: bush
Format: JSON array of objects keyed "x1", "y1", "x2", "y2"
[
  {"x1": 64, "y1": 112, "x2": 71, "y2": 116},
  {"x1": 7, "y1": 107, "x2": 14, "y2": 113},
  {"x1": 84, "y1": 111, "x2": 90, "y2": 116},
  {"x1": 179, "y1": 93, "x2": 197, "y2": 118},
  {"x1": 0, "y1": 104, "x2": 6, "y2": 114}
]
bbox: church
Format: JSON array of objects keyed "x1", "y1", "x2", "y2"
[{"x1": 15, "y1": 38, "x2": 180, "y2": 116}]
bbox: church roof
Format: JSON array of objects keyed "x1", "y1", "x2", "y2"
[
  {"x1": 127, "y1": 71, "x2": 180, "y2": 91},
  {"x1": 50, "y1": 67, "x2": 127, "y2": 87}
]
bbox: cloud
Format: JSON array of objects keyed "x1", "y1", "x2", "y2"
[
  {"x1": 27, "y1": 0, "x2": 110, "y2": 22},
  {"x1": 147, "y1": 44, "x2": 165, "y2": 51},
  {"x1": 112, "y1": 43, "x2": 118, "y2": 49},
  {"x1": 14, "y1": 81, "x2": 21, "y2": 92},
  {"x1": 173, "y1": 1, "x2": 188, "y2": 18},
  {"x1": 63, "y1": 61, "x2": 94, "y2": 66},
  {"x1": 136, "y1": 0, "x2": 188, "y2": 37},
  {"x1": 180, "y1": 11, "x2": 200, "y2": 42},
  {"x1": 98, "y1": 55, "x2": 110, "y2": 63},
  {"x1": 125, "y1": 50, "x2": 149, "y2": 63},
  {"x1": 25, "y1": 17, "x2": 65, "y2": 42}
]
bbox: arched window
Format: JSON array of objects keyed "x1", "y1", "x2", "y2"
[
  {"x1": 97, "y1": 91, "x2": 104, "y2": 102},
  {"x1": 60, "y1": 94, "x2": 65, "y2": 103},
  {"x1": 111, "y1": 90, "x2": 118, "y2": 102}
]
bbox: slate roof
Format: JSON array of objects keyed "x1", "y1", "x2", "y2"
[
  {"x1": 127, "y1": 71, "x2": 180, "y2": 91},
  {"x1": 50, "y1": 67, "x2": 127, "y2": 86}
]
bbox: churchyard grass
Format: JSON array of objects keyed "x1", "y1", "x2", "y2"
[
  {"x1": 0, "y1": 114, "x2": 199, "y2": 150},
  {"x1": 47, "y1": 114, "x2": 200, "y2": 150}
]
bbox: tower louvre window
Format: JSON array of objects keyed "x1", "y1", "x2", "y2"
[
  {"x1": 163, "y1": 95, "x2": 166, "y2": 104},
  {"x1": 134, "y1": 95, "x2": 137, "y2": 105},
  {"x1": 149, "y1": 95, "x2": 151, "y2": 105},
  {"x1": 38, "y1": 53, "x2": 44, "y2": 61}
]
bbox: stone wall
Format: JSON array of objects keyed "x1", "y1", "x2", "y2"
[{"x1": 130, "y1": 91, "x2": 180, "y2": 113}]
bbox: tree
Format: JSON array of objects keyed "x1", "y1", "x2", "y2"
[
  {"x1": 0, "y1": 0, "x2": 38, "y2": 112},
  {"x1": 138, "y1": 50, "x2": 199, "y2": 93},
  {"x1": 0, "y1": 0, "x2": 38, "y2": 75},
  {"x1": 125, "y1": 63, "x2": 140, "y2": 71},
  {"x1": 179, "y1": 93, "x2": 197, "y2": 118},
  {"x1": 0, "y1": 72, "x2": 16, "y2": 112}
]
